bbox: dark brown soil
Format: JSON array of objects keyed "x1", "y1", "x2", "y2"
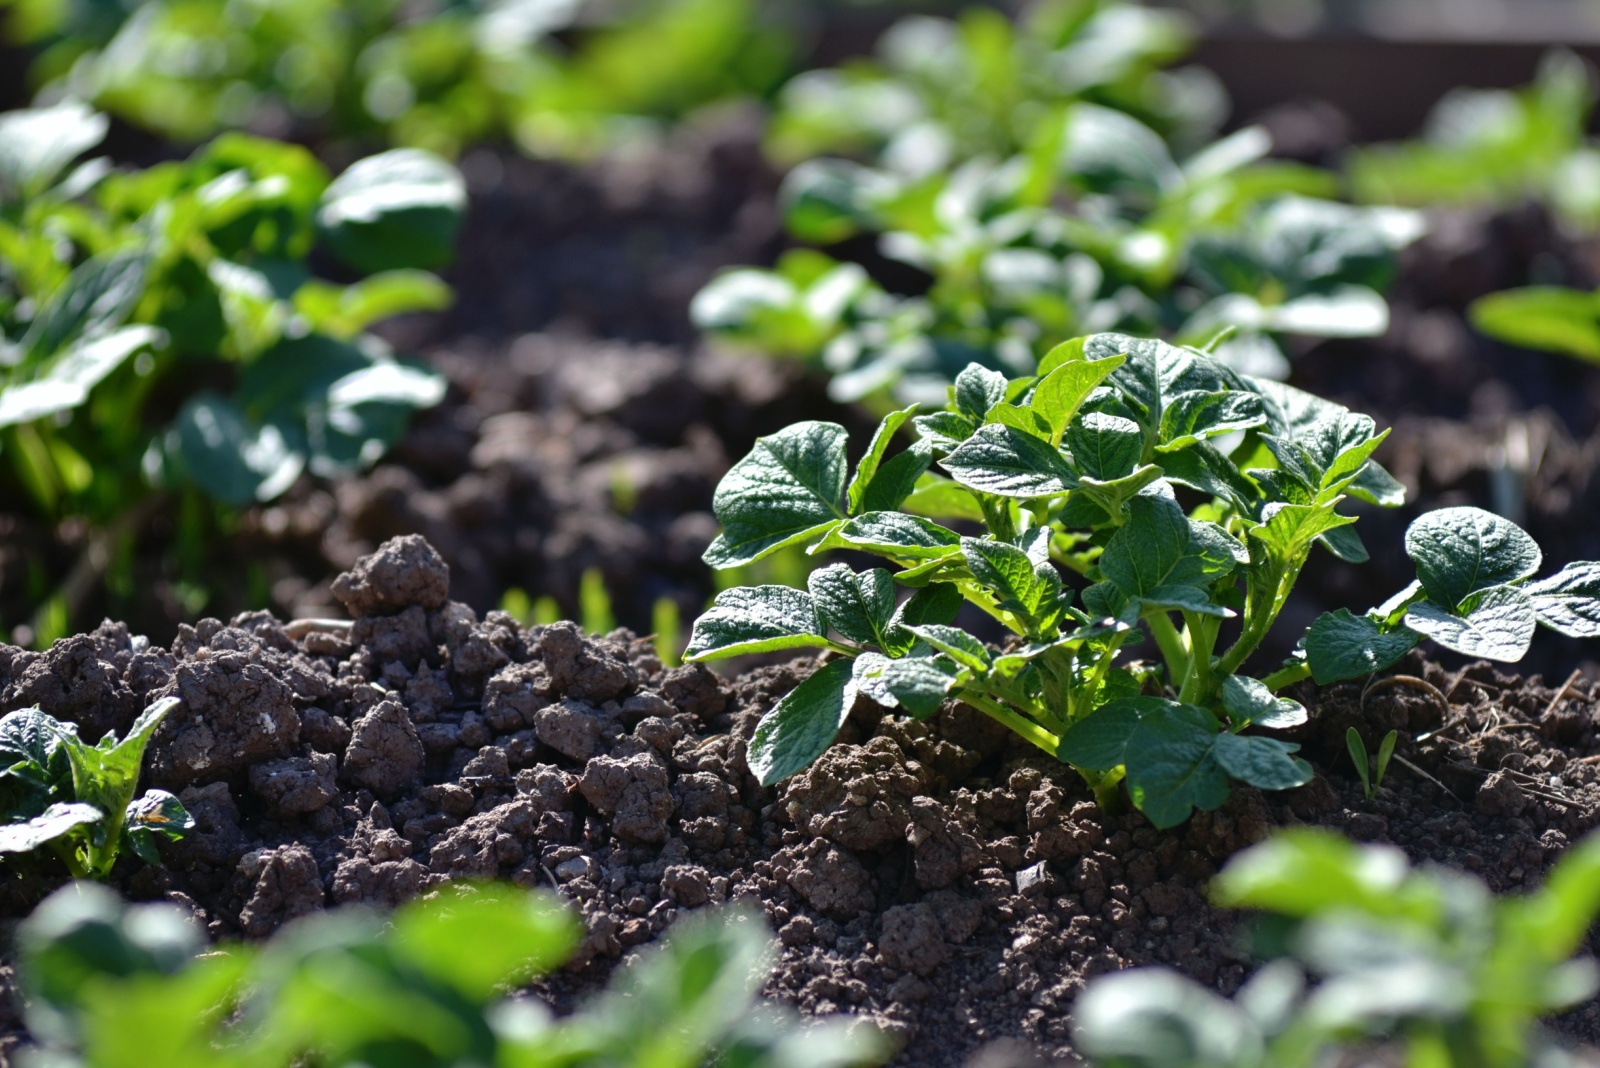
[{"x1": 4, "y1": 535, "x2": 1600, "y2": 1065}]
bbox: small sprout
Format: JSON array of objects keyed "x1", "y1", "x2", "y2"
[{"x1": 1345, "y1": 726, "x2": 1398, "y2": 802}]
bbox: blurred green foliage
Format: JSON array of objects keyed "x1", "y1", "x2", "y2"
[{"x1": 16, "y1": 879, "x2": 892, "y2": 1068}]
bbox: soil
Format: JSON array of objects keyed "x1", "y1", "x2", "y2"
[{"x1": 3, "y1": 535, "x2": 1600, "y2": 1065}]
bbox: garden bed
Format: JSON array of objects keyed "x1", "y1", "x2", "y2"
[{"x1": 2, "y1": 534, "x2": 1599, "y2": 1065}]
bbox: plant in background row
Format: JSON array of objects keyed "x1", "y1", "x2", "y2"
[
  {"x1": 0, "y1": 100, "x2": 463, "y2": 636},
  {"x1": 685, "y1": 332, "x2": 1600, "y2": 828},
  {"x1": 697, "y1": 0, "x2": 1422, "y2": 408},
  {"x1": 1469, "y1": 280, "x2": 1600, "y2": 367},
  {"x1": 1076, "y1": 828, "x2": 1600, "y2": 1067},
  {"x1": 16, "y1": 880, "x2": 890, "y2": 1068},
  {"x1": 1350, "y1": 50, "x2": 1600, "y2": 234},
  {"x1": 2, "y1": 0, "x2": 792, "y2": 159},
  {"x1": 0, "y1": 698, "x2": 191, "y2": 880}
]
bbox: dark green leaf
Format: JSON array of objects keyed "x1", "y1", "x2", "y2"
[
  {"x1": 0, "y1": 802, "x2": 100, "y2": 853},
  {"x1": 747, "y1": 660, "x2": 858, "y2": 786},
  {"x1": 1212, "y1": 734, "x2": 1313, "y2": 790},
  {"x1": 1525, "y1": 562, "x2": 1600, "y2": 638},
  {"x1": 1405, "y1": 506, "x2": 1541, "y2": 608},
  {"x1": 905, "y1": 625, "x2": 992, "y2": 672},
  {"x1": 1318, "y1": 523, "x2": 1369, "y2": 564},
  {"x1": 1065, "y1": 412, "x2": 1142, "y2": 481},
  {"x1": 1057, "y1": 698, "x2": 1154, "y2": 771},
  {"x1": 167, "y1": 393, "x2": 304, "y2": 506},
  {"x1": 1302, "y1": 609, "x2": 1421, "y2": 685},
  {"x1": 962, "y1": 538, "x2": 1062, "y2": 632},
  {"x1": 684, "y1": 586, "x2": 828, "y2": 661},
  {"x1": 316, "y1": 149, "x2": 466, "y2": 273},
  {"x1": 858, "y1": 444, "x2": 933, "y2": 515},
  {"x1": 705, "y1": 422, "x2": 848, "y2": 568},
  {"x1": 1156, "y1": 390, "x2": 1267, "y2": 453},
  {"x1": 822, "y1": 512, "x2": 962, "y2": 560},
  {"x1": 954, "y1": 364, "x2": 1008, "y2": 422},
  {"x1": 852, "y1": 653, "x2": 958, "y2": 717},
  {"x1": 941, "y1": 423, "x2": 1078, "y2": 498},
  {"x1": 913, "y1": 411, "x2": 977, "y2": 453},
  {"x1": 1404, "y1": 585, "x2": 1538, "y2": 662},
  {"x1": 1220, "y1": 675, "x2": 1307, "y2": 730},
  {"x1": 809, "y1": 565, "x2": 897, "y2": 647},
  {"x1": 1123, "y1": 703, "x2": 1231, "y2": 830}
]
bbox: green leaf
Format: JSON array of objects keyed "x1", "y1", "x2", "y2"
[
  {"x1": 1317, "y1": 523, "x2": 1369, "y2": 564},
  {"x1": 1525, "y1": 562, "x2": 1600, "y2": 638},
  {"x1": 1099, "y1": 494, "x2": 1235, "y2": 616},
  {"x1": 0, "y1": 802, "x2": 100, "y2": 853},
  {"x1": 1302, "y1": 609, "x2": 1421, "y2": 685},
  {"x1": 684, "y1": 586, "x2": 827, "y2": 661},
  {"x1": 1470, "y1": 286, "x2": 1600, "y2": 364},
  {"x1": 820, "y1": 512, "x2": 963, "y2": 561},
  {"x1": 123, "y1": 789, "x2": 194, "y2": 864},
  {"x1": 1250, "y1": 503, "x2": 1355, "y2": 562},
  {"x1": 846, "y1": 405, "x2": 919, "y2": 514},
  {"x1": 0, "y1": 707, "x2": 67, "y2": 771},
  {"x1": 954, "y1": 363, "x2": 1009, "y2": 422},
  {"x1": 962, "y1": 538, "x2": 1062, "y2": 633},
  {"x1": 1057, "y1": 698, "x2": 1156, "y2": 771},
  {"x1": 1065, "y1": 412, "x2": 1142, "y2": 481},
  {"x1": 905, "y1": 625, "x2": 992, "y2": 672},
  {"x1": 293, "y1": 270, "x2": 453, "y2": 340},
  {"x1": 1122, "y1": 702, "x2": 1231, "y2": 830},
  {"x1": 1031, "y1": 349, "x2": 1126, "y2": 443},
  {"x1": 1213, "y1": 829, "x2": 1422, "y2": 919},
  {"x1": 858, "y1": 444, "x2": 932, "y2": 515},
  {"x1": 1509, "y1": 833, "x2": 1600, "y2": 962},
  {"x1": 1404, "y1": 585, "x2": 1538, "y2": 662},
  {"x1": 1220, "y1": 675, "x2": 1307, "y2": 729},
  {"x1": 1156, "y1": 390, "x2": 1267, "y2": 453},
  {"x1": 392, "y1": 883, "x2": 579, "y2": 1000},
  {"x1": 1212, "y1": 733, "x2": 1313, "y2": 791},
  {"x1": 941, "y1": 422, "x2": 1078, "y2": 498},
  {"x1": 0, "y1": 102, "x2": 107, "y2": 199},
  {"x1": 20, "y1": 248, "x2": 149, "y2": 366},
  {"x1": 808, "y1": 565, "x2": 896, "y2": 647},
  {"x1": 705, "y1": 422, "x2": 848, "y2": 568},
  {"x1": 747, "y1": 660, "x2": 858, "y2": 786},
  {"x1": 166, "y1": 393, "x2": 304, "y2": 506},
  {"x1": 1405, "y1": 506, "x2": 1541, "y2": 608},
  {"x1": 913, "y1": 411, "x2": 977, "y2": 453},
  {"x1": 316, "y1": 149, "x2": 466, "y2": 273},
  {"x1": 1347, "y1": 727, "x2": 1371, "y2": 793},
  {"x1": 852, "y1": 653, "x2": 958, "y2": 717}
]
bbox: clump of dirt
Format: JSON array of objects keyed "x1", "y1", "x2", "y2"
[{"x1": 3, "y1": 535, "x2": 1600, "y2": 1065}]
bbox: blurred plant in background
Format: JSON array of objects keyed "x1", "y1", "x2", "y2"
[
  {"x1": 1, "y1": 0, "x2": 794, "y2": 158},
  {"x1": 16, "y1": 880, "x2": 891, "y2": 1068}
]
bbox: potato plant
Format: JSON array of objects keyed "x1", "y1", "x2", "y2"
[
  {"x1": 0, "y1": 101, "x2": 464, "y2": 636},
  {"x1": 0, "y1": 699, "x2": 191, "y2": 880},
  {"x1": 1076, "y1": 828, "x2": 1600, "y2": 1067},
  {"x1": 16, "y1": 881, "x2": 889, "y2": 1068},
  {"x1": 685, "y1": 332, "x2": 1600, "y2": 828},
  {"x1": 696, "y1": 10, "x2": 1422, "y2": 408}
]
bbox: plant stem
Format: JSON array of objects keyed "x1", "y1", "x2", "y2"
[
  {"x1": 958, "y1": 690, "x2": 1060, "y2": 758},
  {"x1": 1145, "y1": 611, "x2": 1188, "y2": 687},
  {"x1": 1262, "y1": 660, "x2": 1312, "y2": 692},
  {"x1": 1176, "y1": 610, "x2": 1218, "y2": 705}
]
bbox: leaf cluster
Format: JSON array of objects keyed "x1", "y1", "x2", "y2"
[
  {"x1": 1350, "y1": 49, "x2": 1600, "y2": 233},
  {"x1": 3, "y1": 0, "x2": 792, "y2": 160},
  {"x1": 0, "y1": 698, "x2": 191, "y2": 880},
  {"x1": 1075, "y1": 827, "x2": 1600, "y2": 1067},
  {"x1": 687, "y1": 331, "x2": 1425, "y2": 827},
  {"x1": 17, "y1": 880, "x2": 890, "y2": 1068},
  {"x1": 0, "y1": 101, "x2": 461, "y2": 521},
  {"x1": 696, "y1": 26, "x2": 1421, "y2": 407}
]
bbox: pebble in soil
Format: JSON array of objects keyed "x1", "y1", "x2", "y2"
[{"x1": 3, "y1": 535, "x2": 1600, "y2": 1065}]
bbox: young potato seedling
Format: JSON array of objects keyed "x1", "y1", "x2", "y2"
[
  {"x1": 686, "y1": 331, "x2": 1600, "y2": 828},
  {"x1": 1345, "y1": 726, "x2": 1397, "y2": 802},
  {"x1": 0, "y1": 698, "x2": 191, "y2": 880},
  {"x1": 1076, "y1": 828, "x2": 1600, "y2": 1067}
]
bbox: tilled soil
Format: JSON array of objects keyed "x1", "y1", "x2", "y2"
[{"x1": 4, "y1": 535, "x2": 1600, "y2": 1065}]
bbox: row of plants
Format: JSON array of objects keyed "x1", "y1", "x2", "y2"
[
  {"x1": 15, "y1": 826, "x2": 1600, "y2": 1068},
  {"x1": 2, "y1": 0, "x2": 793, "y2": 158}
]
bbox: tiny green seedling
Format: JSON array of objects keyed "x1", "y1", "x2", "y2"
[
  {"x1": 1345, "y1": 726, "x2": 1398, "y2": 801},
  {"x1": 0, "y1": 698, "x2": 193, "y2": 879}
]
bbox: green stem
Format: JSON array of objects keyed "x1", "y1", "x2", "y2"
[
  {"x1": 50, "y1": 838, "x2": 90, "y2": 881},
  {"x1": 1177, "y1": 610, "x2": 1218, "y2": 705},
  {"x1": 958, "y1": 690, "x2": 1060, "y2": 758},
  {"x1": 1262, "y1": 660, "x2": 1312, "y2": 692},
  {"x1": 1145, "y1": 611, "x2": 1188, "y2": 689}
]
